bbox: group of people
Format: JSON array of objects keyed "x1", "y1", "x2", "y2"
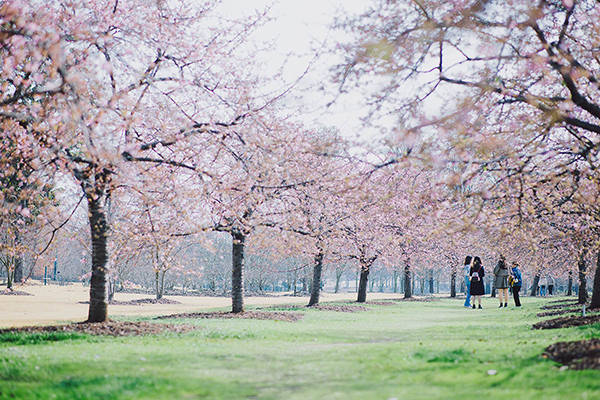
[
  {"x1": 463, "y1": 254, "x2": 522, "y2": 309},
  {"x1": 538, "y1": 275, "x2": 555, "y2": 296}
]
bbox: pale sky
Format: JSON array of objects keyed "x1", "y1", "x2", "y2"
[{"x1": 216, "y1": 0, "x2": 374, "y2": 139}]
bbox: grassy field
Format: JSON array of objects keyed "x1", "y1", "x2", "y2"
[{"x1": 1, "y1": 296, "x2": 599, "y2": 400}]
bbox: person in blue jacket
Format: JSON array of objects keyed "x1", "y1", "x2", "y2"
[
  {"x1": 510, "y1": 262, "x2": 522, "y2": 307},
  {"x1": 463, "y1": 256, "x2": 473, "y2": 308}
]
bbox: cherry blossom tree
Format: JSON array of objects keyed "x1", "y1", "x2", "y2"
[
  {"x1": 1, "y1": 0, "x2": 275, "y2": 321},
  {"x1": 336, "y1": 0, "x2": 600, "y2": 303}
]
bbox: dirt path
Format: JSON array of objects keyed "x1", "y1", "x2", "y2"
[{"x1": 0, "y1": 281, "x2": 408, "y2": 328}]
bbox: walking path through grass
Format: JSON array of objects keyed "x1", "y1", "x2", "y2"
[{"x1": 1, "y1": 296, "x2": 599, "y2": 399}]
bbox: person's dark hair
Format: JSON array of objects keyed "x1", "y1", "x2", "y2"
[
  {"x1": 464, "y1": 255, "x2": 472, "y2": 265},
  {"x1": 498, "y1": 257, "x2": 507, "y2": 269},
  {"x1": 473, "y1": 256, "x2": 482, "y2": 268}
]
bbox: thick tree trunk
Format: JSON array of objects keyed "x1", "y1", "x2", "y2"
[
  {"x1": 590, "y1": 252, "x2": 600, "y2": 309},
  {"x1": 578, "y1": 248, "x2": 588, "y2": 304},
  {"x1": 231, "y1": 231, "x2": 245, "y2": 313},
  {"x1": 450, "y1": 265, "x2": 456, "y2": 298},
  {"x1": 404, "y1": 263, "x2": 412, "y2": 299},
  {"x1": 14, "y1": 258, "x2": 23, "y2": 284},
  {"x1": 160, "y1": 270, "x2": 166, "y2": 299},
  {"x1": 308, "y1": 251, "x2": 324, "y2": 306},
  {"x1": 357, "y1": 263, "x2": 370, "y2": 303},
  {"x1": 567, "y1": 270, "x2": 573, "y2": 296},
  {"x1": 530, "y1": 274, "x2": 540, "y2": 297},
  {"x1": 86, "y1": 191, "x2": 109, "y2": 323},
  {"x1": 155, "y1": 271, "x2": 162, "y2": 300}
]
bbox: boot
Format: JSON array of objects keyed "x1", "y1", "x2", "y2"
[
  {"x1": 504, "y1": 303, "x2": 507, "y2": 307},
  {"x1": 472, "y1": 305, "x2": 475, "y2": 309},
  {"x1": 478, "y1": 305, "x2": 482, "y2": 309}
]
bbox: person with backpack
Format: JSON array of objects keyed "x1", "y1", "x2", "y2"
[
  {"x1": 493, "y1": 254, "x2": 510, "y2": 308},
  {"x1": 463, "y1": 256, "x2": 473, "y2": 308},
  {"x1": 509, "y1": 262, "x2": 522, "y2": 307},
  {"x1": 469, "y1": 256, "x2": 485, "y2": 309}
]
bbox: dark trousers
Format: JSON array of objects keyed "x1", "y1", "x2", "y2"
[
  {"x1": 513, "y1": 285, "x2": 521, "y2": 306},
  {"x1": 548, "y1": 285, "x2": 554, "y2": 295}
]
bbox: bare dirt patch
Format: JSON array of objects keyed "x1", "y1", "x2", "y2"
[
  {"x1": 544, "y1": 339, "x2": 600, "y2": 370},
  {"x1": 0, "y1": 289, "x2": 33, "y2": 296},
  {"x1": 533, "y1": 314, "x2": 600, "y2": 329},
  {"x1": 262, "y1": 303, "x2": 369, "y2": 312},
  {"x1": 155, "y1": 310, "x2": 303, "y2": 322},
  {"x1": 78, "y1": 298, "x2": 182, "y2": 306},
  {"x1": 362, "y1": 301, "x2": 397, "y2": 306},
  {"x1": 536, "y1": 308, "x2": 582, "y2": 317},
  {"x1": 0, "y1": 320, "x2": 198, "y2": 337},
  {"x1": 541, "y1": 302, "x2": 583, "y2": 310},
  {"x1": 391, "y1": 296, "x2": 438, "y2": 302},
  {"x1": 548, "y1": 299, "x2": 579, "y2": 305}
]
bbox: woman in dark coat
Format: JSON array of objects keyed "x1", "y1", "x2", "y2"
[{"x1": 469, "y1": 256, "x2": 485, "y2": 309}]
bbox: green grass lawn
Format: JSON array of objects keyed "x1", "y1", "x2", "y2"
[{"x1": 1, "y1": 296, "x2": 599, "y2": 400}]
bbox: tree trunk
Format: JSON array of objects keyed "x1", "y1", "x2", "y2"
[
  {"x1": 334, "y1": 268, "x2": 343, "y2": 293},
  {"x1": 578, "y1": 248, "x2": 588, "y2": 304},
  {"x1": 590, "y1": 251, "x2": 600, "y2": 309},
  {"x1": 429, "y1": 269, "x2": 434, "y2": 294},
  {"x1": 14, "y1": 257, "x2": 23, "y2": 284},
  {"x1": 108, "y1": 278, "x2": 115, "y2": 303},
  {"x1": 159, "y1": 270, "x2": 166, "y2": 299},
  {"x1": 86, "y1": 190, "x2": 109, "y2": 323},
  {"x1": 231, "y1": 231, "x2": 245, "y2": 313},
  {"x1": 155, "y1": 271, "x2": 162, "y2": 300},
  {"x1": 292, "y1": 270, "x2": 298, "y2": 296},
  {"x1": 567, "y1": 270, "x2": 573, "y2": 296},
  {"x1": 357, "y1": 263, "x2": 370, "y2": 303},
  {"x1": 6, "y1": 259, "x2": 14, "y2": 290},
  {"x1": 308, "y1": 251, "x2": 324, "y2": 306},
  {"x1": 450, "y1": 265, "x2": 456, "y2": 298},
  {"x1": 393, "y1": 269, "x2": 398, "y2": 293},
  {"x1": 530, "y1": 274, "x2": 540, "y2": 297},
  {"x1": 404, "y1": 262, "x2": 412, "y2": 299}
]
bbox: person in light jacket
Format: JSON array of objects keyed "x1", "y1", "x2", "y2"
[{"x1": 493, "y1": 254, "x2": 510, "y2": 308}]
